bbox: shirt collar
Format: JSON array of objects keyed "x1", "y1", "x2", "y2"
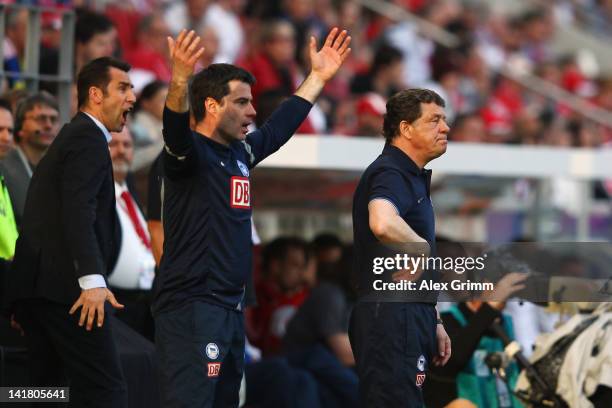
[
  {"x1": 83, "y1": 112, "x2": 112, "y2": 143},
  {"x1": 383, "y1": 143, "x2": 430, "y2": 176}
]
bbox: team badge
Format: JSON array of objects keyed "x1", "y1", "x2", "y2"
[
  {"x1": 230, "y1": 176, "x2": 250, "y2": 209},
  {"x1": 237, "y1": 160, "x2": 249, "y2": 177},
  {"x1": 416, "y1": 373, "x2": 426, "y2": 387},
  {"x1": 206, "y1": 343, "x2": 219, "y2": 360},
  {"x1": 207, "y1": 362, "x2": 221, "y2": 377},
  {"x1": 417, "y1": 355, "x2": 426, "y2": 372}
]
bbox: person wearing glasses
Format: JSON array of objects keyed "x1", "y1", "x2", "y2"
[{"x1": 0, "y1": 92, "x2": 60, "y2": 225}]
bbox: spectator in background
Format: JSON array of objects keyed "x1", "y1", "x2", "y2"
[
  {"x1": 108, "y1": 126, "x2": 155, "y2": 340},
  {"x1": 40, "y1": 9, "x2": 117, "y2": 96},
  {"x1": 164, "y1": 0, "x2": 211, "y2": 36},
  {"x1": 3, "y1": 8, "x2": 28, "y2": 88},
  {"x1": 0, "y1": 93, "x2": 60, "y2": 226},
  {"x1": 284, "y1": 245, "x2": 354, "y2": 366},
  {"x1": 239, "y1": 20, "x2": 320, "y2": 133},
  {"x1": 125, "y1": 13, "x2": 172, "y2": 84},
  {"x1": 347, "y1": 92, "x2": 386, "y2": 137},
  {"x1": 252, "y1": 237, "x2": 311, "y2": 355},
  {"x1": 74, "y1": 10, "x2": 118, "y2": 75},
  {"x1": 197, "y1": 25, "x2": 221, "y2": 69},
  {"x1": 0, "y1": 89, "x2": 29, "y2": 115},
  {"x1": 283, "y1": 245, "x2": 359, "y2": 407},
  {"x1": 423, "y1": 272, "x2": 528, "y2": 408},
  {"x1": 518, "y1": 8, "x2": 555, "y2": 66},
  {"x1": 130, "y1": 80, "x2": 168, "y2": 169},
  {"x1": 312, "y1": 232, "x2": 343, "y2": 265},
  {"x1": 203, "y1": 0, "x2": 246, "y2": 63},
  {"x1": 350, "y1": 43, "x2": 405, "y2": 98},
  {"x1": 449, "y1": 113, "x2": 487, "y2": 143}
]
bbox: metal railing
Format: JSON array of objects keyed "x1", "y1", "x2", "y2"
[{"x1": 0, "y1": 4, "x2": 75, "y2": 124}]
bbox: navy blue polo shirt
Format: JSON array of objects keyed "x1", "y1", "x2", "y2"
[
  {"x1": 352, "y1": 143, "x2": 438, "y2": 301},
  {"x1": 152, "y1": 96, "x2": 312, "y2": 315}
]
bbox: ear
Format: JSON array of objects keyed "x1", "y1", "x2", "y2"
[
  {"x1": 204, "y1": 97, "x2": 219, "y2": 116},
  {"x1": 89, "y1": 86, "x2": 104, "y2": 105},
  {"x1": 399, "y1": 120, "x2": 412, "y2": 139}
]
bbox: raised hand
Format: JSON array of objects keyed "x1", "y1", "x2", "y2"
[
  {"x1": 309, "y1": 27, "x2": 351, "y2": 82},
  {"x1": 167, "y1": 29, "x2": 205, "y2": 83}
]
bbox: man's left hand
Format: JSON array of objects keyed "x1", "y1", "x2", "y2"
[
  {"x1": 309, "y1": 27, "x2": 351, "y2": 82},
  {"x1": 433, "y1": 323, "x2": 451, "y2": 366}
]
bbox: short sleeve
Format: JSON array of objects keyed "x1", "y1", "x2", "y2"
[{"x1": 368, "y1": 168, "x2": 415, "y2": 215}]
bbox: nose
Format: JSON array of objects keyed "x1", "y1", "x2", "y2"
[
  {"x1": 127, "y1": 88, "x2": 136, "y2": 105},
  {"x1": 248, "y1": 103, "x2": 256, "y2": 119},
  {"x1": 440, "y1": 120, "x2": 450, "y2": 134}
]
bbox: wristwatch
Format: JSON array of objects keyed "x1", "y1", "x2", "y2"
[{"x1": 437, "y1": 318, "x2": 444, "y2": 325}]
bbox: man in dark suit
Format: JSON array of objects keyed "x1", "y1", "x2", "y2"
[{"x1": 5, "y1": 57, "x2": 136, "y2": 407}]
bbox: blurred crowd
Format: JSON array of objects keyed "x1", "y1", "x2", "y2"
[{"x1": 2, "y1": 0, "x2": 612, "y2": 151}]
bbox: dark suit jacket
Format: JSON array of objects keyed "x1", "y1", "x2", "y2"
[
  {"x1": 6, "y1": 112, "x2": 120, "y2": 307},
  {"x1": 0, "y1": 146, "x2": 33, "y2": 226}
]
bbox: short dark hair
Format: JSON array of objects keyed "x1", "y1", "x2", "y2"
[
  {"x1": 261, "y1": 236, "x2": 307, "y2": 274},
  {"x1": 77, "y1": 57, "x2": 131, "y2": 108},
  {"x1": 189, "y1": 63, "x2": 255, "y2": 123},
  {"x1": 14, "y1": 92, "x2": 59, "y2": 141},
  {"x1": 371, "y1": 44, "x2": 403, "y2": 75},
  {"x1": 0, "y1": 99, "x2": 13, "y2": 115},
  {"x1": 75, "y1": 10, "x2": 115, "y2": 45},
  {"x1": 382, "y1": 89, "x2": 445, "y2": 143},
  {"x1": 135, "y1": 80, "x2": 168, "y2": 113},
  {"x1": 312, "y1": 233, "x2": 343, "y2": 253}
]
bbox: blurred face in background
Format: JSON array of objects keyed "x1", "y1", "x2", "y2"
[
  {"x1": 109, "y1": 126, "x2": 134, "y2": 184},
  {"x1": 79, "y1": 27, "x2": 117, "y2": 63},
  {"x1": 19, "y1": 103, "x2": 60, "y2": 150},
  {"x1": 187, "y1": 0, "x2": 210, "y2": 21},
  {"x1": 199, "y1": 26, "x2": 220, "y2": 65},
  {"x1": 0, "y1": 108, "x2": 15, "y2": 159},
  {"x1": 450, "y1": 115, "x2": 486, "y2": 143},
  {"x1": 140, "y1": 14, "x2": 171, "y2": 56},
  {"x1": 284, "y1": 0, "x2": 314, "y2": 22},
  {"x1": 272, "y1": 246, "x2": 307, "y2": 292},
  {"x1": 264, "y1": 22, "x2": 296, "y2": 66},
  {"x1": 141, "y1": 86, "x2": 168, "y2": 121}
]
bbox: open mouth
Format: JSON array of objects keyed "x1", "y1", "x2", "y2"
[
  {"x1": 241, "y1": 122, "x2": 251, "y2": 134},
  {"x1": 121, "y1": 108, "x2": 132, "y2": 124}
]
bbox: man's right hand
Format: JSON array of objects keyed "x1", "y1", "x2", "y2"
[
  {"x1": 69, "y1": 288, "x2": 124, "y2": 331},
  {"x1": 166, "y1": 29, "x2": 205, "y2": 113},
  {"x1": 167, "y1": 29, "x2": 205, "y2": 83}
]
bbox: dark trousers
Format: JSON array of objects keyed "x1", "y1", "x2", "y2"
[
  {"x1": 110, "y1": 287, "x2": 155, "y2": 341},
  {"x1": 14, "y1": 298, "x2": 127, "y2": 408},
  {"x1": 155, "y1": 301, "x2": 244, "y2": 408},
  {"x1": 349, "y1": 302, "x2": 437, "y2": 408},
  {"x1": 286, "y1": 344, "x2": 359, "y2": 408},
  {"x1": 245, "y1": 357, "x2": 321, "y2": 408}
]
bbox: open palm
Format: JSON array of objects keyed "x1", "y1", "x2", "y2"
[{"x1": 309, "y1": 28, "x2": 351, "y2": 82}]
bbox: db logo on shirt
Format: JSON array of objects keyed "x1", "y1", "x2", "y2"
[
  {"x1": 231, "y1": 176, "x2": 250, "y2": 209},
  {"x1": 207, "y1": 362, "x2": 221, "y2": 377}
]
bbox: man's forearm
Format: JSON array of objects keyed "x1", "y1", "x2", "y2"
[
  {"x1": 166, "y1": 79, "x2": 189, "y2": 113},
  {"x1": 294, "y1": 73, "x2": 326, "y2": 104},
  {"x1": 377, "y1": 215, "x2": 430, "y2": 256}
]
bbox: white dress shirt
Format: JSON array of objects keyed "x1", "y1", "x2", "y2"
[
  {"x1": 77, "y1": 112, "x2": 112, "y2": 290},
  {"x1": 108, "y1": 182, "x2": 156, "y2": 290}
]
